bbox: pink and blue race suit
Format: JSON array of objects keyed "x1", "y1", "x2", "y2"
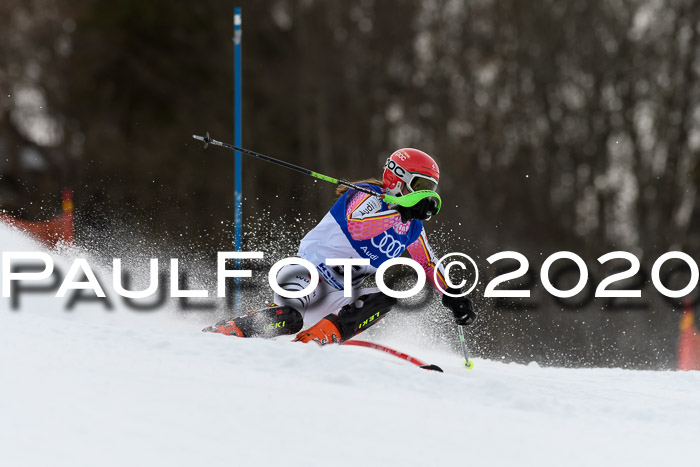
[{"x1": 274, "y1": 183, "x2": 448, "y2": 325}]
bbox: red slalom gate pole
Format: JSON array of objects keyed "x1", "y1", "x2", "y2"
[{"x1": 678, "y1": 298, "x2": 700, "y2": 371}]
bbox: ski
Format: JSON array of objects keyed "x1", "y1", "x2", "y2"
[{"x1": 342, "y1": 339, "x2": 443, "y2": 372}]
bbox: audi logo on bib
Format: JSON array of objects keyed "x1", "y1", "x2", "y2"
[{"x1": 371, "y1": 231, "x2": 406, "y2": 258}]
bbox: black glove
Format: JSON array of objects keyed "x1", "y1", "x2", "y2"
[
  {"x1": 442, "y1": 288, "x2": 477, "y2": 326},
  {"x1": 396, "y1": 198, "x2": 438, "y2": 223}
]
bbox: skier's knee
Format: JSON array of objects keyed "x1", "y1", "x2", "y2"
[{"x1": 273, "y1": 263, "x2": 319, "y2": 312}]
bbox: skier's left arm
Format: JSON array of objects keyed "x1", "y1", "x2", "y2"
[
  {"x1": 406, "y1": 228, "x2": 477, "y2": 326},
  {"x1": 406, "y1": 228, "x2": 448, "y2": 292}
]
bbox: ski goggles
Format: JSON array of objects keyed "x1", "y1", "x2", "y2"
[{"x1": 406, "y1": 173, "x2": 438, "y2": 193}]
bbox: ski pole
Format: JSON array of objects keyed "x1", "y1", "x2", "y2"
[
  {"x1": 457, "y1": 325, "x2": 474, "y2": 369},
  {"x1": 192, "y1": 132, "x2": 442, "y2": 214}
]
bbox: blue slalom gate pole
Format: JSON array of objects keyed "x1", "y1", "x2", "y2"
[{"x1": 234, "y1": 7, "x2": 242, "y2": 312}]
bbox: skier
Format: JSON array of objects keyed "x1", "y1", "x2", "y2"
[{"x1": 204, "y1": 148, "x2": 476, "y2": 344}]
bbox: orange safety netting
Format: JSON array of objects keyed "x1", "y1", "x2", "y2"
[{"x1": 0, "y1": 188, "x2": 74, "y2": 248}]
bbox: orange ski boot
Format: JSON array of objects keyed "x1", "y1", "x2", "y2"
[
  {"x1": 202, "y1": 319, "x2": 245, "y2": 336},
  {"x1": 293, "y1": 317, "x2": 342, "y2": 345}
]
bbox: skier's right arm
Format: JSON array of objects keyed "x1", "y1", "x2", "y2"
[{"x1": 345, "y1": 191, "x2": 402, "y2": 241}]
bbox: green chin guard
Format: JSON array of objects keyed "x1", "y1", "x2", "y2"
[{"x1": 383, "y1": 190, "x2": 442, "y2": 215}]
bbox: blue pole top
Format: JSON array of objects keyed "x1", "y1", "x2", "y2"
[
  {"x1": 234, "y1": 7, "x2": 242, "y2": 44},
  {"x1": 234, "y1": 7, "x2": 242, "y2": 29}
]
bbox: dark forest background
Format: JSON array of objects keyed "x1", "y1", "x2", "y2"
[{"x1": 2, "y1": 0, "x2": 700, "y2": 368}]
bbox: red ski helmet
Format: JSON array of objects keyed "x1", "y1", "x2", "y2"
[{"x1": 382, "y1": 148, "x2": 440, "y2": 197}]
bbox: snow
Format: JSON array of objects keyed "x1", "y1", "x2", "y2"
[{"x1": 1, "y1": 223, "x2": 699, "y2": 467}]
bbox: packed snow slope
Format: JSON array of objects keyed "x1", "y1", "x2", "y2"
[{"x1": 1, "y1": 224, "x2": 699, "y2": 467}]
